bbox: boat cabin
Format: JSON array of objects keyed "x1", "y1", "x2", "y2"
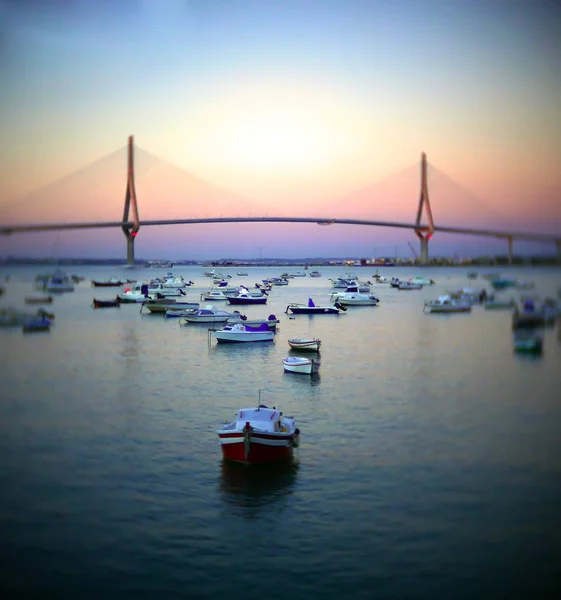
[{"x1": 236, "y1": 406, "x2": 282, "y2": 432}]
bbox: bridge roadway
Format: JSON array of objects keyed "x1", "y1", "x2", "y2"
[{"x1": 1, "y1": 216, "x2": 560, "y2": 246}]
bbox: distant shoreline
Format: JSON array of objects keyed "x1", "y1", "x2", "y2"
[{"x1": 0, "y1": 256, "x2": 559, "y2": 267}]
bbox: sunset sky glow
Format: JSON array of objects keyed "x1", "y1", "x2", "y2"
[{"x1": 0, "y1": 0, "x2": 560, "y2": 259}]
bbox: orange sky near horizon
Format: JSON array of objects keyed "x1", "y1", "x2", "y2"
[{"x1": 0, "y1": 1, "x2": 560, "y2": 258}]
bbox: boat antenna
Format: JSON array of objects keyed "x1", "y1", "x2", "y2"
[{"x1": 258, "y1": 389, "x2": 262, "y2": 407}]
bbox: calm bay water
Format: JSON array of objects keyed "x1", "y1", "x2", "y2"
[{"x1": 1, "y1": 265, "x2": 560, "y2": 599}]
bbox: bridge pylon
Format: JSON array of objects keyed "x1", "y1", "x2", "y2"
[
  {"x1": 121, "y1": 135, "x2": 140, "y2": 266},
  {"x1": 414, "y1": 152, "x2": 434, "y2": 265}
]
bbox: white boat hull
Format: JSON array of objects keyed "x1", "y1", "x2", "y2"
[
  {"x1": 214, "y1": 323, "x2": 274, "y2": 343},
  {"x1": 282, "y1": 357, "x2": 320, "y2": 374},
  {"x1": 288, "y1": 338, "x2": 321, "y2": 351}
]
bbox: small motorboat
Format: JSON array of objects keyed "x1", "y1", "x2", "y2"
[
  {"x1": 288, "y1": 338, "x2": 321, "y2": 352},
  {"x1": 92, "y1": 297, "x2": 121, "y2": 309},
  {"x1": 22, "y1": 315, "x2": 52, "y2": 333},
  {"x1": 179, "y1": 305, "x2": 236, "y2": 324},
  {"x1": 200, "y1": 289, "x2": 229, "y2": 302},
  {"x1": 217, "y1": 401, "x2": 300, "y2": 464},
  {"x1": 282, "y1": 356, "x2": 320, "y2": 375},
  {"x1": 226, "y1": 287, "x2": 268, "y2": 305},
  {"x1": 91, "y1": 277, "x2": 127, "y2": 287},
  {"x1": 512, "y1": 298, "x2": 549, "y2": 329},
  {"x1": 1, "y1": 308, "x2": 54, "y2": 327},
  {"x1": 330, "y1": 286, "x2": 379, "y2": 306},
  {"x1": 161, "y1": 275, "x2": 192, "y2": 288},
  {"x1": 24, "y1": 295, "x2": 53, "y2": 305},
  {"x1": 285, "y1": 298, "x2": 346, "y2": 315},
  {"x1": 213, "y1": 322, "x2": 275, "y2": 343},
  {"x1": 423, "y1": 295, "x2": 472, "y2": 313},
  {"x1": 42, "y1": 269, "x2": 75, "y2": 293}
]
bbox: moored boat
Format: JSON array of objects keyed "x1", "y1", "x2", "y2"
[
  {"x1": 226, "y1": 288, "x2": 268, "y2": 305},
  {"x1": 213, "y1": 322, "x2": 275, "y2": 343},
  {"x1": 92, "y1": 297, "x2": 121, "y2": 309},
  {"x1": 91, "y1": 277, "x2": 128, "y2": 287},
  {"x1": 423, "y1": 295, "x2": 472, "y2": 313},
  {"x1": 200, "y1": 289, "x2": 229, "y2": 302},
  {"x1": 512, "y1": 298, "x2": 551, "y2": 329},
  {"x1": 179, "y1": 305, "x2": 236, "y2": 324},
  {"x1": 217, "y1": 402, "x2": 300, "y2": 465},
  {"x1": 288, "y1": 338, "x2": 321, "y2": 352},
  {"x1": 330, "y1": 286, "x2": 379, "y2": 306},
  {"x1": 43, "y1": 269, "x2": 75, "y2": 293},
  {"x1": 285, "y1": 298, "x2": 346, "y2": 315},
  {"x1": 22, "y1": 315, "x2": 52, "y2": 333},
  {"x1": 282, "y1": 356, "x2": 320, "y2": 375}
]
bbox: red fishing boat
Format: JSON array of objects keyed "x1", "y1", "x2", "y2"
[{"x1": 217, "y1": 402, "x2": 300, "y2": 465}]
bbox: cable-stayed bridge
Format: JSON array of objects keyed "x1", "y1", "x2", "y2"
[{"x1": 1, "y1": 136, "x2": 559, "y2": 264}]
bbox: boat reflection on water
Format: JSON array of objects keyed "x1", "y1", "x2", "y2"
[
  {"x1": 283, "y1": 370, "x2": 321, "y2": 387},
  {"x1": 219, "y1": 457, "x2": 299, "y2": 513}
]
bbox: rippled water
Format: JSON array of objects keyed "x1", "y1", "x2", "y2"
[{"x1": 1, "y1": 265, "x2": 560, "y2": 599}]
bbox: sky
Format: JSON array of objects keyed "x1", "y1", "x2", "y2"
[{"x1": 0, "y1": 0, "x2": 560, "y2": 260}]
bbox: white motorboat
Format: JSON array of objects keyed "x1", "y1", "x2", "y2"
[
  {"x1": 213, "y1": 322, "x2": 275, "y2": 343},
  {"x1": 119, "y1": 281, "x2": 188, "y2": 303},
  {"x1": 288, "y1": 338, "x2": 321, "y2": 352},
  {"x1": 336, "y1": 291, "x2": 379, "y2": 306},
  {"x1": 162, "y1": 275, "x2": 193, "y2": 288},
  {"x1": 282, "y1": 356, "x2": 320, "y2": 375},
  {"x1": 179, "y1": 305, "x2": 236, "y2": 324},
  {"x1": 200, "y1": 289, "x2": 229, "y2": 302},
  {"x1": 330, "y1": 286, "x2": 379, "y2": 306},
  {"x1": 226, "y1": 287, "x2": 268, "y2": 305},
  {"x1": 424, "y1": 295, "x2": 472, "y2": 313}
]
